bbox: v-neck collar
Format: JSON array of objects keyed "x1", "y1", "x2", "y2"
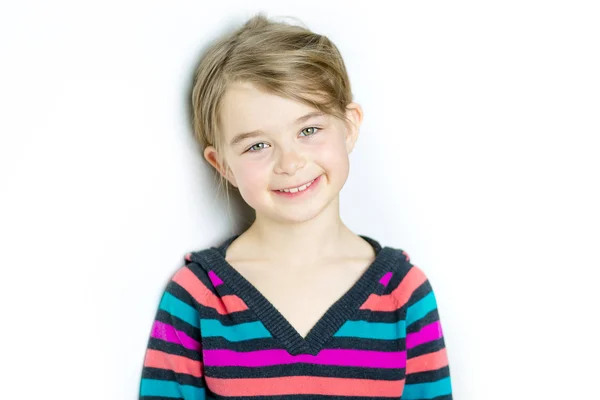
[{"x1": 190, "y1": 234, "x2": 400, "y2": 355}]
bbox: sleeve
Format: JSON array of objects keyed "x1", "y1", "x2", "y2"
[
  {"x1": 139, "y1": 274, "x2": 207, "y2": 400},
  {"x1": 402, "y1": 266, "x2": 453, "y2": 400}
]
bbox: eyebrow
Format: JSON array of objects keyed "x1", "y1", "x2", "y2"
[{"x1": 229, "y1": 111, "x2": 325, "y2": 147}]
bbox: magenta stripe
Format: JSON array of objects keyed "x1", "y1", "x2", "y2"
[
  {"x1": 406, "y1": 321, "x2": 442, "y2": 349},
  {"x1": 151, "y1": 320, "x2": 200, "y2": 350},
  {"x1": 203, "y1": 348, "x2": 406, "y2": 368},
  {"x1": 208, "y1": 270, "x2": 223, "y2": 287},
  {"x1": 379, "y1": 272, "x2": 393, "y2": 287}
]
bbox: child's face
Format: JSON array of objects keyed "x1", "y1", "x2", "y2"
[{"x1": 205, "y1": 81, "x2": 362, "y2": 223}]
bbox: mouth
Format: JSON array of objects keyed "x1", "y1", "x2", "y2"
[{"x1": 272, "y1": 175, "x2": 322, "y2": 197}]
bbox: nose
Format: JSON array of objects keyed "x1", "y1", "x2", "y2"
[{"x1": 274, "y1": 148, "x2": 306, "y2": 175}]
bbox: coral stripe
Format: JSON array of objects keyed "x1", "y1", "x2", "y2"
[
  {"x1": 220, "y1": 295, "x2": 248, "y2": 313},
  {"x1": 406, "y1": 348, "x2": 448, "y2": 374},
  {"x1": 205, "y1": 375, "x2": 405, "y2": 397},
  {"x1": 406, "y1": 321, "x2": 443, "y2": 349},
  {"x1": 144, "y1": 348, "x2": 203, "y2": 378},
  {"x1": 402, "y1": 251, "x2": 410, "y2": 262},
  {"x1": 151, "y1": 320, "x2": 200, "y2": 350},
  {"x1": 361, "y1": 267, "x2": 427, "y2": 312},
  {"x1": 389, "y1": 266, "x2": 427, "y2": 309},
  {"x1": 172, "y1": 267, "x2": 248, "y2": 314},
  {"x1": 203, "y1": 349, "x2": 406, "y2": 368},
  {"x1": 360, "y1": 292, "x2": 394, "y2": 311}
]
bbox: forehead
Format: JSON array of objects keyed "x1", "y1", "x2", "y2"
[{"x1": 219, "y1": 82, "x2": 323, "y2": 138}]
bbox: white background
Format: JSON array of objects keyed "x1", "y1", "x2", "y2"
[{"x1": 1, "y1": 1, "x2": 599, "y2": 399}]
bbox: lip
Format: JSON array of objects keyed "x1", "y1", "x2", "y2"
[{"x1": 272, "y1": 175, "x2": 322, "y2": 198}]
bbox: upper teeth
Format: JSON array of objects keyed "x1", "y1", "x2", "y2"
[{"x1": 278, "y1": 178, "x2": 316, "y2": 193}]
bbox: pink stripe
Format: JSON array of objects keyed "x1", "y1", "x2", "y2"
[
  {"x1": 208, "y1": 270, "x2": 223, "y2": 287},
  {"x1": 379, "y1": 272, "x2": 393, "y2": 287},
  {"x1": 203, "y1": 349, "x2": 406, "y2": 368},
  {"x1": 185, "y1": 253, "x2": 192, "y2": 262},
  {"x1": 406, "y1": 321, "x2": 442, "y2": 349},
  {"x1": 151, "y1": 320, "x2": 200, "y2": 350}
]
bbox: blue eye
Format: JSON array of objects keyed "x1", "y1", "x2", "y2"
[{"x1": 300, "y1": 127, "x2": 320, "y2": 137}]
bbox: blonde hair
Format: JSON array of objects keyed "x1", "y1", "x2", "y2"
[{"x1": 191, "y1": 13, "x2": 354, "y2": 208}]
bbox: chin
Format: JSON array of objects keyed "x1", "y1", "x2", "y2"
[
  {"x1": 268, "y1": 210, "x2": 324, "y2": 224},
  {"x1": 267, "y1": 194, "x2": 340, "y2": 224}
]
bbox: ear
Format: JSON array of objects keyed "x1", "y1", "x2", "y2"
[
  {"x1": 343, "y1": 102, "x2": 364, "y2": 154},
  {"x1": 203, "y1": 145, "x2": 238, "y2": 187}
]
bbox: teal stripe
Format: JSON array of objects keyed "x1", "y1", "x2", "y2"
[
  {"x1": 159, "y1": 293, "x2": 200, "y2": 328},
  {"x1": 403, "y1": 377, "x2": 452, "y2": 400},
  {"x1": 406, "y1": 292, "x2": 437, "y2": 326},
  {"x1": 140, "y1": 378, "x2": 205, "y2": 399},
  {"x1": 334, "y1": 320, "x2": 406, "y2": 340},
  {"x1": 201, "y1": 319, "x2": 272, "y2": 342}
]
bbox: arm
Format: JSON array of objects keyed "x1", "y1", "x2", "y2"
[
  {"x1": 402, "y1": 266, "x2": 452, "y2": 400},
  {"x1": 139, "y1": 275, "x2": 207, "y2": 400}
]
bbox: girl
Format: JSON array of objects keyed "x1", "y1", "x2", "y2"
[{"x1": 139, "y1": 13, "x2": 452, "y2": 400}]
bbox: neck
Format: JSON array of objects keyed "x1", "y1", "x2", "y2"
[{"x1": 241, "y1": 196, "x2": 354, "y2": 267}]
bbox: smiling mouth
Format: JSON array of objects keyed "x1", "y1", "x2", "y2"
[{"x1": 274, "y1": 176, "x2": 319, "y2": 193}]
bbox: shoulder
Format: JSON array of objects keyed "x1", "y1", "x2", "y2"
[
  {"x1": 158, "y1": 250, "x2": 221, "y2": 307},
  {"x1": 382, "y1": 245, "x2": 426, "y2": 283},
  {"x1": 381, "y1": 246, "x2": 436, "y2": 309}
]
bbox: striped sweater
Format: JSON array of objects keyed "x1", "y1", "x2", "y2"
[{"x1": 139, "y1": 235, "x2": 452, "y2": 399}]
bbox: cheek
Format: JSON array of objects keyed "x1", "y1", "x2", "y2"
[
  {"x1": 229, "y1": 155, "x2": 265, "y2": 182},
  {"x1": 316, "y1": 136, "x2": 350, "y2": 172},
  {"x1": 231, "y1": 160, "x2": 270, "y2": 199}
]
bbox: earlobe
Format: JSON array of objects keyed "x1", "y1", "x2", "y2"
[
  {"x1": 203, "y1": 145, "x2": 221, "y2": 173},
  {"x1": 203, "y1": 146, "x2": 238, "y2": 187},
  {"x1": 344, "y1": 102, "x2": 363, "y2": 154}
]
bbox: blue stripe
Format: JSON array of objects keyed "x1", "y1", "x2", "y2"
[
  {"x1": 403, "y1": 377, "x2": 452, "y2": 399},
  {"x1": 200, "y1": 319, "x2": 272, "y2": 342},
  {"x1": 406, "y1": 292, "x2": 437, "y2": 326},
  {"x1": 140, "y1": 378, "x2": 205, "y2": 399},
  {"x1": 159, "y1": 293, "x2": 200, "y2": 328},
  {"x1": 334, "y1": 320, "x2": 406, "y2": 340}
]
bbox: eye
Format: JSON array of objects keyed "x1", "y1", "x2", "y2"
[
  {"x1": 299, "y1": 127, "x2": 321, "y2": 137},
  {"x1": 246, "y1": 142, "x2": 270, "y2": 153}
]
